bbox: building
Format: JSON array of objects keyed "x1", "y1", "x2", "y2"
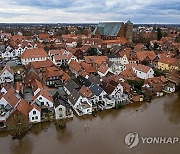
[
  {"x1": 28, "y1": 104, "x2": 41, "y2": 123},
  {"x1": 0, "y1": 66, "x2": 14, "y2": 84},
  {"x1": 157, "y1": 57, "x2": 179, "y2": 71},
  {"x1": 125, "y1": 64, "x2": 154, "y2": 79},
  {"x1": 92, "y1": 21, "x2": 133, "y2": 43},
  {"x1": 21, "y1": 48, "x2": 49, "y2": 65}
]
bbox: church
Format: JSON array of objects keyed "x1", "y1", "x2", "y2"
[{"x1": 92, "y1": 21, "x2": 133, "y2": 43}]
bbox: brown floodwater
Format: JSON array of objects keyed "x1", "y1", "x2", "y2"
[{"x1": 0, "y1": 93, "x2": 180, "y2": 154}]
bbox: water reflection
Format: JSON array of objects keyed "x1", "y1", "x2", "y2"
[
  {"x1": 30, "y1": 122, "x2": 51, "y2": 135},
  {"x1": 56, "y1": 127, "x2": 73, "y2": 144},
  {"x1": 10, "y1": 137, "x2": 33, "y2": 154},
  {"x1": 164, "y1": 93, "x2": 180, "y2": 124}
]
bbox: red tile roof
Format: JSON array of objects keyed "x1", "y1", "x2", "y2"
[
  {"x1": 136, "y1": 51, "x2": 156, "y2": 61},
  {"x1": 69, "y1": 60, "x2": 82, "y2": 72},
  {"x1": 3, "y1": 88, "x2": 21, "y2": 108},
  {"x1": 21, "y1": 48, "x2": 48, "y2": 59},
  {"x1": 16, "y1": 99, "x2": 30, "y2": 116},
  {"x1": 0, "y1": 65, "x2": 14, "y2": 75}
]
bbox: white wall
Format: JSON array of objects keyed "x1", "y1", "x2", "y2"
[
  {"x1": 21, "y1": 57, "x2": 48, "y2": 65},
  {"x1": 29, "y1": 108, "x2": 41, "y2": 123},
  {"x1": 0, "y1": 70, "x2": 14, "y2": 84}
]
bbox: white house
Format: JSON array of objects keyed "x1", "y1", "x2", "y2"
[
  {"x1": 88, "y1": 83, "x2": 108, "y2": 110},
  {"x1": 102, "y1": 80, "x2": 127, "y2": 108},
  {"x1": 120, "y1": 54, "x2": 129, "y2": 65},
  {"x1": 52, "y1": 49, "x2": 78, "y2": 66},
  {"x1": 54, "y1": 100, "x2": 73, "y2": 119},
  {"x1": 0, "y1": 66, "x2": 14, "y2": 84},
  {"x1": 32, "y1": 89, "x2": 54, "y2": 108},
  {"x1": 1, "y1": 46, "x2": 15, "y2": 59},
  {"x1": 21, "y1": 48, "x2": 49, "y2": 65},
  {"x1": 28, "y1": 105, "x2": 41, "y2": 123},
  {"x1": 131, "y1": 64, "x2": 154, "y2": 79},
  {"x1": 65, "y1": 39, "x2": 77, "y2": 48},
  {"x1": 68, "y1": 90, "x2": 92, "y2": 116},
  {"x1": 109, "y1": 63, "x2": 126, "y2": 75}
]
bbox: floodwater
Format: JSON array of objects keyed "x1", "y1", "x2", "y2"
[{"x1": 0, "y1": 93, "x2": 180, "y2": 154}]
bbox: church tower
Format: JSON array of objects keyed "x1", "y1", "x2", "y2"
[{"x1": 125, "y1": 20, "x2": 133, "y2": 43}]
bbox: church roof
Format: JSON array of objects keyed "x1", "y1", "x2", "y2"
[{"x1": 93, "y1": 22, "x2": 123, "y2": 37}]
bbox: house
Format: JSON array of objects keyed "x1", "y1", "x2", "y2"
[
  {"x1": 42, "y1": 67, "x2": 64, "y2": 87},
  {"x1": 0, "y1": 66, "x2": 14, "y2": 84},
  {"x1": 30, "y1": 79, "x2": 43, "y2": 96},
  {"x1": 89, "y1": 83, "x2": 107, "y2": 109},
  {"x1": 64, "y1": 79, "x2": 80, "y2": 95},
  {"x1": 52, "y1": 49, "x2": 78, "y2": 67},
  {"x1": 65, "y1": 38, "x2": 77, "y2": 48},
  {"x1": 32, "y1": 89, "x2": 54, "y2": 109},
  {"x1": 163, "y1": 82, "x2": 176, "y2": 93},
  {"x1": 1, "y1": 46, "x2": 15, "y2": 60},
  {"x1": 24, "y1": 72, "x2": 41, "y2": 88},
  {"x1": 28, "y1": 104, "x2": 41, "y2": 123},
  {"x1": 142, "y1": 76, "x2": 166, "y2": 95},
  {"x1": 108, "y1": 53, "x2": 121, "y2": 63},
  {"x1": 88, "y1": 74, "x2": 101, "y2": 85},
  {"x1": 76, "y1": 76, "x2": 92, "y2": 87},
  {"x1": 97, "y1": 64, "x2": 109, "y2": 77},
  {"x1": 0, "y1": 82, "x2": 12, "y2": 95},
  {"x1": 67, "y1": 89, "x2": 92, "y2": 116},
  {"x1": 109, "y1": 62, "x2": 126, "y2": 75},
  {"x1": 157, "y1": 57, "x2": 179, "y2": 71},
  {"x1": 119, "y1": 48, "x2": 137, "y2": 64},
  {"x1": 5, "y1": 99, "x2": 29, "y2": 127},
  {"x1": 28, "y1": 59, "x2": 54, "y2": 73},
  {"x1": 80, "y1": 62, "x2": 96, "y2": 75},
  {"x1": 38, "y1": 33, "x2": 50, "y2": 42},
  {"x1": 84, "y1": 56, "x2": 108, "y2": 69},
  {"x1": 102, "y1": 80, "x2": 127, "y2": 107},
  {"x1": 54, "y1": 99, "x2": 73, "y2": 120},
  {"x1": 166, "y1": 72, "x2": 180, "y2": 87},
  {"x1": 125, "y1": 64, "x2": 154, "y2": 79},
  {"x1": 0, "y1": 88, "x2": 21, "y2": 127},
  {"x1": 136, "y1": 51, "x2": 157, "y2": 66},
  {"x1": 69, "y1": 60, "x2": 82, "y2": 77},
  {"x1": 120, "y1": 69, "x2": 137, "y2": 81},
  {"x1": 21, "y1": 48, "x2": 49, "y2": 65}
]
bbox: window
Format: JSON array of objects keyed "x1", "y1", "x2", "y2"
[
  {"x1": 99, "y1": 96, "x2": 102, "y2": 100},
  {"x1": 35, "y1": 116, "x2": 38, "y2": 120},
  {"x1": 32, "y1": 117, "x2": 34, "y2": 120},
  {"x1": 39, "y1": 97, "x2": 42, "y2": 100},
  {"x1": 33, "y1": 111, "x2": 36, "y2": 115},
  {"x1": 41, "y1": 102, "x2": 44, "y2": 106},
  {"x1": 59, "y1": 108, "x2": 62, "y2": 111}
]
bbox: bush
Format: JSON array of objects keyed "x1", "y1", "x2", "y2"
[{"x1": 114, "y1": 103, "x2": 123, "y2": 109}]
